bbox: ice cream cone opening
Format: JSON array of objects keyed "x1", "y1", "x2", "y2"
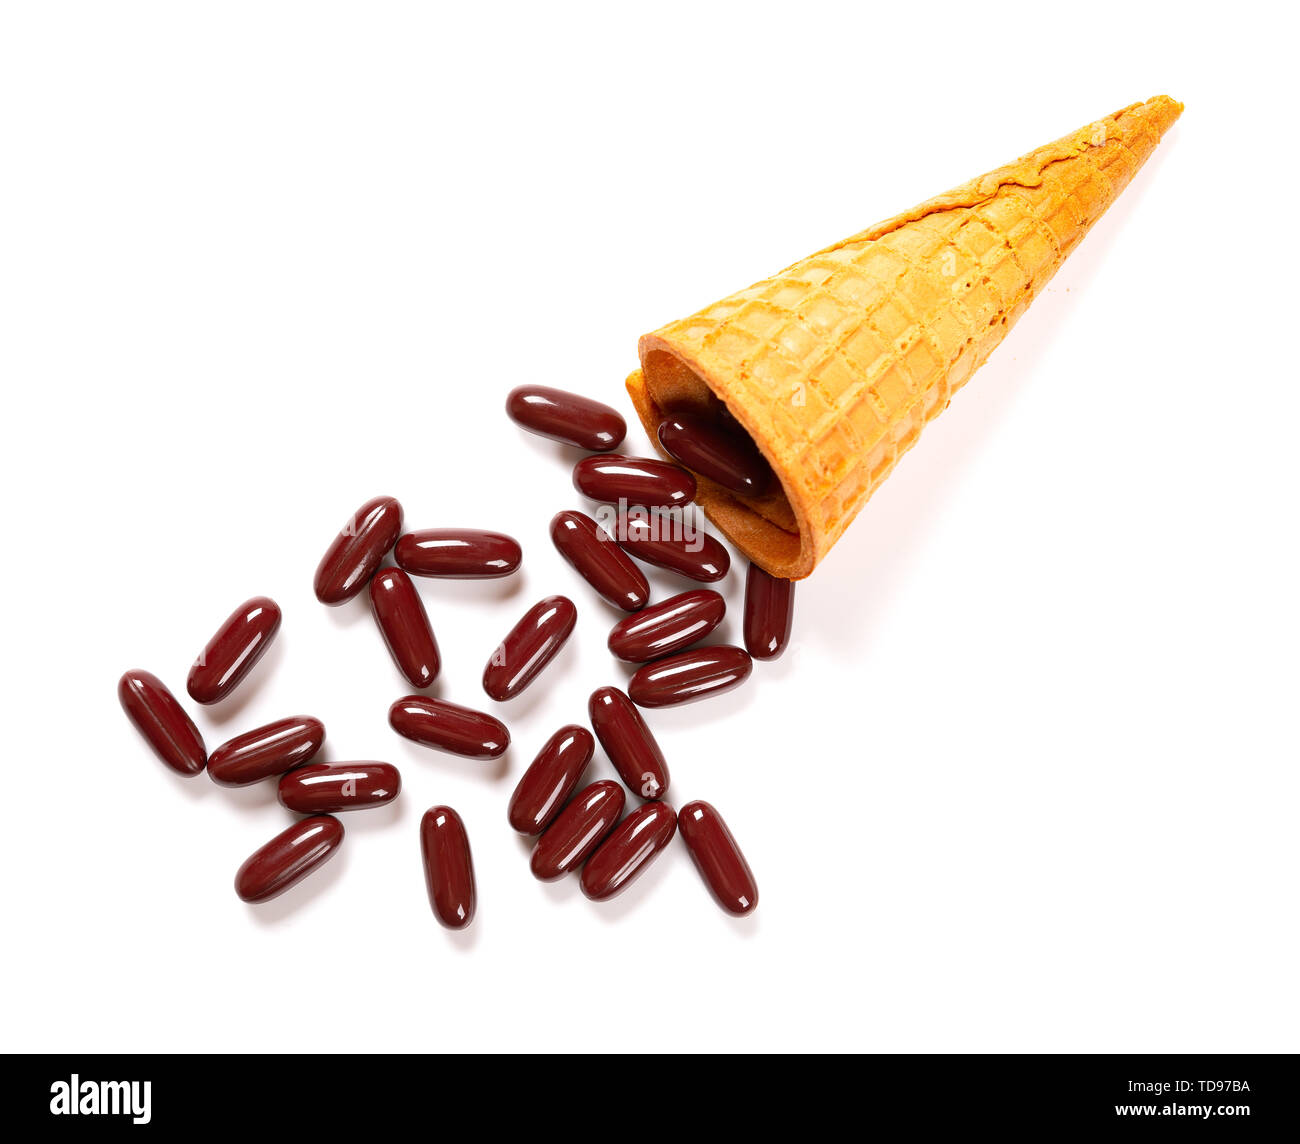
[
  {"x1": 630, "y1": 346, "x2": 813, "y2": 580},
  {"x1": 628, "y1": 96, "x2": 1183, "y2": 584}
]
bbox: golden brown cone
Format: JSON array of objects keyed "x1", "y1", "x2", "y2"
[{"x1": 628, "y1": 95, "x2": 1183, "y2": 579}]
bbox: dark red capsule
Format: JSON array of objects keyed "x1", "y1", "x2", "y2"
[
  {"x1": 278, "y1": 762, "x2": 401, "y2": 814},
  {"x1": 607, "y1": 589, "x2": 726, "y2": 662},
  {"x1": 208, "y1": 715, "x2": 325, "y2": 786},
  {"x1": 506, "y1": 385, "x2": 626, "y2": 452},
  {"x1": 234, "y1": 815, "x2": 343, "y2": 904},
  {"x1": 186, "y1": 596, "x2": 281, "y2": 705},
  {"x1": 482, "y1": 595, "x2": 577, "y2": 702},
  {"x1": 678, "y1": 801, "x2": 758, "y2": 916},
  {"x1": 628, "y1": 645, "x2": 752, "y2": 707},
  {"x1": 530, "y1": 780, "x2": 625, "y2": 881},
  {"x1": 369, "y1": 568, "x2": 440, "y2": 688},
  {"x1": 508, "y1": 725, "x2": 595, "y2": 835},
  {"x1": 573, "y1": 454, "x2": 696, "y2": 509},
  {"x1": 588, "y1": 686, "x2": 669, "y2": 800},
  {"x1": 313, "y1": 495, "x2": 403, "y2": 605},
  {"x1": 617, "y1": 513, "x2": 730, "y2": 582},
  {"x1": 550, "y1": 510, "x2": 649, "y2": 612},
  {"x1": 394, "y1": 529, "x2": 522, "y2": 579},
  {"x1": 580, "y1": 802, "x2": 678, "y2": 902},
  {"x1": 657, "y1": 413, "x2": 771, "y2": 496},
  {"x1": 420, "y1": 806, "x2": 476, "y2": 929},
  {"x1": 388, "y1": 695, "x2": 510, "y2": 759},
  {"x1": 118, "y1": 669, "x2": 207, "y2": 777},
  {"x1": 743, "y1": 562, "x2": 796, "y2": 660}
]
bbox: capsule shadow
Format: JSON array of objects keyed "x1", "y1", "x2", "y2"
[
  {"x1": 339, "y1": 796, "x2": 405, "y2": 834},
  {"x1": 539, "y1": 872, "x2": 580, "y2": 904},
  {"x1": 321, "y1": 591, "x2": 373, "y2": 630},
  {"x1": 443, "y1": 916, "x2": 482, "y2": 952},
  {"x1": 160, "y1": 765, "x2": 214, "y2": 803},
  {"x1": 216, "y1": 777, "x2": 281, "y2": 812},
  {"x1": 403, "y1": 744, "x2": 511, "y2": 784},
  {"x1": 415, "y1": 568, "x2": 528, "y2": 608}
]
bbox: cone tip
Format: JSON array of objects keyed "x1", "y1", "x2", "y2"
[{"x1": 1150, "y1": 93, "x2": 1184, "y2": 121}]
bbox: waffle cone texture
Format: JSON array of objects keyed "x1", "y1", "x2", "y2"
[{"x1": 627, "y1": 95, "x2": 1182, "y2": 580}]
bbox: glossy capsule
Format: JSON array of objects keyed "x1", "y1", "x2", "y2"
[
  {"x1": 744, "y1": 562, "x2": 796, "y2": 660},
  {"x1": 369, "y1": 568, "x2": 440, "y2": 688},
  {"x1": 617, "y1": 513, "x2": 730, "y2": 582},
  {"x1": 482, "y1": 595, "x2": 577, "y2": 702},
  {"x1": 628, "y1": 645, "x2": 753, "y2": 707},
  {"x1": 588, "y1": 686, "x2": 669, "y2": 800},
  {"x1": 118, "y1": 669, "x2": 207, "y2": 776},
  {"x1": 530, "y1": 780, "x2": 625, "y2": 881},
  {"x1": 388, "y1": 695, "x2": 510, "y2": 759},
  {"x1": 234, "y1": 816, "x2": 343, "y2": 904},
  {"x1": 420, "y1": 806, "x2": 476, "y2": 929},
  {"x1": 678, "y1": 801, "x2": 758, "y2": 916},
  {"x1": 657, "y1": 413, "x2": 772, "y2": 496},
  {"x1": 278, "y1": 762, "x2": 401, "y2": 813},
  {"x1": 550, "y1": 510, "x2": 649, "y2": 612},
  {"x1": 508, "y1": 725, "x2": 595, "y2": 835},
  {"x1": 506, "y1": 385, "x2": 626, "y2": 452},
  {"x1": 186, "y1": 596, "x2": 281, "y2": 705},
  {"x1": 580, "y1": 802, "x2": 678, "y2": 902},
  {"x1": 607, "y1": 589, "x2": 726, "y2": 662},
  {"x1": 573, "y1": 454, "x2": 696, "y2": 509},
  {"x1": 313, "y1": 495, "x2": 403, "y2": 605},
  {"x1": 394, "y1": 529, "x2": 522, "y2": 579},
  {"x1": 208, "y1": 715, "x2": 325, "y2": 786}
]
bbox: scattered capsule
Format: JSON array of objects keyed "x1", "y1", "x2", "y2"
[
  {"x1": 506, "y1": 385, "x2": 626, "y2": 452},
  {"x1": 550, "y1": 510, "x2": 649, "y2": 612},
  {"x1": 607, "y1": 589, "x2": 725, "y2": 662},
  {"x1": 627, "y1": 646, "x2": 753, "y2": 707},
  {"x1": 580, "y1": 803, "x2": 677, "y2": 902},
  {"x1": 482, "y1": 595, "x2": 577, "y2": 702},
  {"x1": 118, "y1": 669, "x2": 206, "y2": 777},
  {"x1": 187, "y1": 596, "x2": 281, "y2": 705}
]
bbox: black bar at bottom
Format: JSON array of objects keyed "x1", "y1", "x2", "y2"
[{"x1": 6, "y1": 1053, "x2": 1294, "y2": 1131}]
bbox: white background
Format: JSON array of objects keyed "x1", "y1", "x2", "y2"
[{"x1": 2, "y1": 2, "x2": 1295, "y2": 1054}]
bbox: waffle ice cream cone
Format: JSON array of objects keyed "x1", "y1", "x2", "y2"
[{"x1": 627, "y1": 95, "x2": 1182, "y2": 580}]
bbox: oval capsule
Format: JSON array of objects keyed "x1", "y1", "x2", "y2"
[
  {"x1": 208, "y1": 715, "x2": 325, "y2": 786},
  {"x1": 482, "y1": 595, "x2": 577, "y2": 702},
  {"x1": 617, "y1": 513, "x2": 730, "y2": 582},
  {"x1": 388, "y1": 696, "x2": 510, "y2": 759},
  {"x1": 508, "y1": 725, "x2": 595, "y2": 835},
  {"x1": 573, "y1": 454, "x2": 696, "y2": 509},
  {"x1": 278, "y1": 762, "x2": 401, "y2": 814},
  {"x1": 420, "y1": 805, "x2": 476, "y2": 929},
  {"x1": 187, "y1": 596, "x2": 281, "y2": 705},
  {"x1": 628, "y1": 645, "x2": 753, "y2": 707},
  {"x1": 506, "y1": 385, "x2": 626, "y2": 452},
  {"x1": 369, "y1": 568, "x2": 441, "y2": 688},
  {"x1": 550, "y1": 510, "x2": 649, "y2": 612},
  {"x1": 743, "y1": 562, "x2": 796, "y2": 660},
  {"x1": 234, "y1": 816, "x2": 343, "y2": 904},
  {"x1": 588, "y1": 686, "x2": 669, "y2": 800},
  {"x1": 657, "y1": 413, "x2": 771, "y2": 496},
  {"x1": 607, "y1": 589, "x2": 726, "y2": 662},
  {"x1": 529, "y1": 780, "x2": 625, "y2": 882},
  {"x1": 394, "y1": 529, "x2": 522, "y2": 579},
  {"x1": 313, "y1": 495, "x2": 403, "y2": 605},
  {"x1": 678, "y1": 801, "x2": 758, "y2": 916},
  {"x1": 580, "y1": 802, "x2": 678, "y2": 902},
  {"x1": 118, "y1": 669, "x2": 207, "y2": 776}
]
